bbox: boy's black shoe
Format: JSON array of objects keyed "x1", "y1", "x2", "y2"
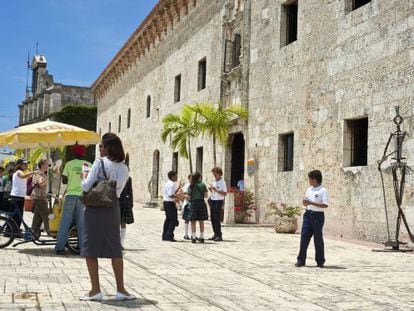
[
  {"x1": 317, "y1": 264, "x2": 324, "y2": 268},
  {"x1": 208, "y1": 235, "x2": 217, "y2": 240},
  {"x1": 55, "y1": 250, "x2": 66, "y2": 255},
  {"x1": 183, "y1": 235, "x2": 190, "y2": 240},
  {"x1": 199, "y1": 238, "x2": 205, "y2": 243},
  {"x1": 213, "y1": 236, "x2": 223, "y2": 242},
  {"x1": 191, "y1": 238, "x2": 197, "y2": 243},
  {"x1": 294, "y1": 262, "x2": 305, "y2": 267}
]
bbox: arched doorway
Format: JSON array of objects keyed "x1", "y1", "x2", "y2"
[
  {"x1": 231, "y1": 133, "x2": 245, "y2": 188},
  {"x1": 151, "y1": 150, "x2": 160, "y2": 199}
]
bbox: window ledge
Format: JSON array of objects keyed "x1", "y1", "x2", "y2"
[{"x1": 342, "y1": 166, "x2": 366, "y2": 174}]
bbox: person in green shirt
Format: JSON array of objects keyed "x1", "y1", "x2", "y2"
[
  {"x1": 186, "y1": 171, "x2": 208, "y2": 243},
  {"x1": 55, "y1": 144, "x2": 91, "y2": 255}
]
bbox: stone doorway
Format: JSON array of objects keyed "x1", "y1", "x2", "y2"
[
  {"x1": 151, "y1": 150, "x2": 160, "y2": 199},
  {"x1": 230, "y1": 133, "x2": 245, "y2": 188}
]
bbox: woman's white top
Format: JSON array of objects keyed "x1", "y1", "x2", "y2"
[
  {"x1": 182, "y1": 183, "x2": 190, "y2": 206},
  {"x1": 10, "y1": 170, "x2": 27, "y2": 198},
  {"x1": 81, "y1": 157, "x2": 129, "y2": 198}
]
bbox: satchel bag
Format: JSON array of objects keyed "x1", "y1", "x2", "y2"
[{"x1": 80, "y1": 159, "x2": 118, "y2": 208}]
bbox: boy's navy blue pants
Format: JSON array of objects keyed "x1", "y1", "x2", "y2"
[
  {"x1": 209, "y1": 199, "x2": 223, "y2": 238},
  {"x1": 297, "y1": 210, "x2": 325, "y2": 265},
  {"x1": 162, "y1": 201, "x2": 177, "y2": 240}
]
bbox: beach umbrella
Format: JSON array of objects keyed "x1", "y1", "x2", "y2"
[
  {"x1": 0, "y1": 119, "x2": 100, "y2": 148},
  {"x1": 0, "y1": 119, "x2": 100, "y2": 195}
]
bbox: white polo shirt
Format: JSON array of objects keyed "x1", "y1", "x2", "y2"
[
  {"x1": 305, "y1": 185, "x2": 329, "y2": 212},
  {"x1": 164, "y1": 180, "x2": 176, "y2": 202},
  {"x1": 210, "y1": 178, "x2": 227, "y2": 201},
  {"x1": 11, "y1": 170, "x2": 27, "y2": 198}
]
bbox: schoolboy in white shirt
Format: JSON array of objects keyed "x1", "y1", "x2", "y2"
[
  {"x1": 208, "y1": 167, "x2": 227, "y2": 241},
  {"x1": 295, "y1": 170, "x2": 329, "y2": 268},
  {"x1": 162, "y1": 171, "x2": 181, "y2": 242}
]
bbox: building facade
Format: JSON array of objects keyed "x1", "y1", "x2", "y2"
[
  {"x1": 93, "y1": 0, "x2": 414, "y2": 242},
  {"x1": 19, "y1": 54, "x2": 94, "y2": 126}
]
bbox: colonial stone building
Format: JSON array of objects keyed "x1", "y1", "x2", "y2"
[
  {"x1": 93, "y1": 0, "x2": 414, "y2": 243},
  {"x1": 19, "y1": 54, "x2": 94, "y2": 126}
]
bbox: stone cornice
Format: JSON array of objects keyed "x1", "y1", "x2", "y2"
[{"x1": 92, "y1": 0, "x2": 196, "y2": 100}]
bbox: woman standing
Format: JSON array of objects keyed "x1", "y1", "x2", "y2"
[
  {"x1": 186, "y1": 171, "x2": 208, "y2": 243},
  {"x1": 31, "y1": 159, "x2": 49, "y2": 238},
  {"x1": 10, "y1": 159, "x2": 34, "y2": 229},
  {"x1": 80, "y1": 133, "x2": 135, "y2": 301}
]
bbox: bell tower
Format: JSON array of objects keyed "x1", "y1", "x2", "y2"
[{"x1": 31, "y1": 54, "x2": 47, "y2": 95}]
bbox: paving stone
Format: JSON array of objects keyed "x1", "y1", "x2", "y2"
[{"x1": 0, "y1": 206, "x2": 413, "y2": 310}]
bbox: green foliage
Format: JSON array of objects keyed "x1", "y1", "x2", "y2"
[
  {"x1": 189, "y1": 103, "x2": 248, "y2": 165},
  {"x1": 266, "y1": 202, "x2": 301, "y2": 218},
  {"x1": 15, "y1": 147, "x2": 49, "y2": 170},
  {"x1": 49, "y1": 105, "x2": 97, "y2": 163},
  {"x1": 49, "y1": 105, "x2": 97, "y2": 131},
  {"x1": 190, "y1": 103, "x2": 248, "y2": 144},
  {"x1": 161, "y1": 105, "x2": 200, "y2": 172}
]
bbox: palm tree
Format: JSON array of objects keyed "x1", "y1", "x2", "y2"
[
  {"x1": 161, "y1": 105, "x2": 199, "y2": 173},
  {"x1": 190, "y1": 103, "x2": 248, "y2": 166}
]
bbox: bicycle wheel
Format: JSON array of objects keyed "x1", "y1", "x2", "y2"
[
  {"x1": 65, "y1": 225, "x2": 80, "y2": 254},
  {"x1": 0, "y1": 216, "x2": 16, "y2": 248}
]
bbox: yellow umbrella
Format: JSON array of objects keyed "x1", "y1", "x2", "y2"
[{"x1": 0, "y1": 120, "x2": 100, "y2": 148}]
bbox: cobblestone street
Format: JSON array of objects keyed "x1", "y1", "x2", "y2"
[{"x1": 0, "y1": 206, "x2": 413, "y2": 310}]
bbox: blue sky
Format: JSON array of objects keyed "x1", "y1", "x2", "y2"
[{"x1": 0, "y1": 0, "x2": 158, "y2": 132}]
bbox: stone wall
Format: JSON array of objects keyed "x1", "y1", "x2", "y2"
[
  {"x1": 247, "y1": 0, "x2": 414, "y2": 242},
  {"x1": 96, "y1": 0, "x2": 226, "y2": 203}
]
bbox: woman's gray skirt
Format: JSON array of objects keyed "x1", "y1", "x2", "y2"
[{"x1": 80, "y1": 203, "x2": 122, "y2": 258}]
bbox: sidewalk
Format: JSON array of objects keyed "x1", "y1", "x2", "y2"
[{"x1": 0, "y1": 205, "x2": 413, "y2": 310}]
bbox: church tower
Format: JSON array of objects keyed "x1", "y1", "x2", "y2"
[{"x1": 31, "y1": 54, "x2": 47, "y2": 95}]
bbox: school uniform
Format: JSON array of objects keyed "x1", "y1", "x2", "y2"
[
  {"x1": 119, "y1": 177, "x2": 134, "y2": 224},
  {"x1": 181, "y1": 183, "x2": 191, "y2": 221},
  {"x1": 208, "y1": 178, "x2": 227, "y2": 239},
  {"x1": 162, "y1": 180, "x2": 177, "y2": 241},
  {"x1": 297, "y1": 185, "x2": 329, "y2": 266},
  {"x1": 187, "y1": 182, "x2": 208, "y2": 221}
]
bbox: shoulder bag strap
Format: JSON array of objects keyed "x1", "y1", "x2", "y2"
[{"x1": 100, "y1": 159, "x2": 108, "y2": 181}]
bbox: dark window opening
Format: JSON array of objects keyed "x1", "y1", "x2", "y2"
[
  {"x1": 174, "y1": 75, "x2": 181, "y2": 103},
  {"x1": 127, "y1": 108, "x2": 131, "y2": 128},
  {"x1": 172, "y1": 152, "x2": 178, "y2": 175},
  {"x1": 118, "y1": 115, "x2": 121, "y2": 133},
  {"x1": 352, "y1": 0, "x2": 371, "y2": 10},
  {"x1": 345, "y1": 118, "x2": 368, "y2": 167},
  {"x1": 198, "y1": 58, "x2": 207, "y2": 91},
  {"x1": 196, "y1": 147, "x2": 203, "y2": 176},
  {"x1": 281, "y1": 1, "x2": 298, "y2": 47},
  {"x1": 232, "y1": 34, "x2": 241, "y2": 68},
  {"x1": 146, "y1": 96, "x2": 151, "y2": 118},
  {"x1": 279, "y1": 133, "x2": 294, "y2": 172},
  {"x1": 108, "y1": 122, "x2": 111, "y2": 133}
]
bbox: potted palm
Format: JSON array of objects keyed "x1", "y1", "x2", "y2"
[{"x1": 266, "y1": 202, "x2": 301, "y2": 233}]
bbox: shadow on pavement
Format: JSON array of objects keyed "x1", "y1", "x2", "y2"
[
  {"x1": 123, "y1": 248, "x2": 147, "y2": 252},
  {"x1": 318, "y1": 265, "x2": 347, "y2": 270},
  {"x1": 17, "y1": 248, "x2": 79, "y2": 258},
  {"x1": 100, "y1": 298, "x2": 157, "y2": 308}
]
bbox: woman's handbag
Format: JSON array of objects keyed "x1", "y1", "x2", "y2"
[{"x1": 80, "y1": 159, "x2": 118, "y2": 208}]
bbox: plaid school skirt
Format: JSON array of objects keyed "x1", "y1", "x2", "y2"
[
  {"x1": 182, "y1": 203, "x2": 191, "y2": 220},
  {"x1": 186, "y1": 199, "x2": 208, "y2": 221},
  {"x1": 119, "y1": 199, "x2": 134, "y2": 224}
]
